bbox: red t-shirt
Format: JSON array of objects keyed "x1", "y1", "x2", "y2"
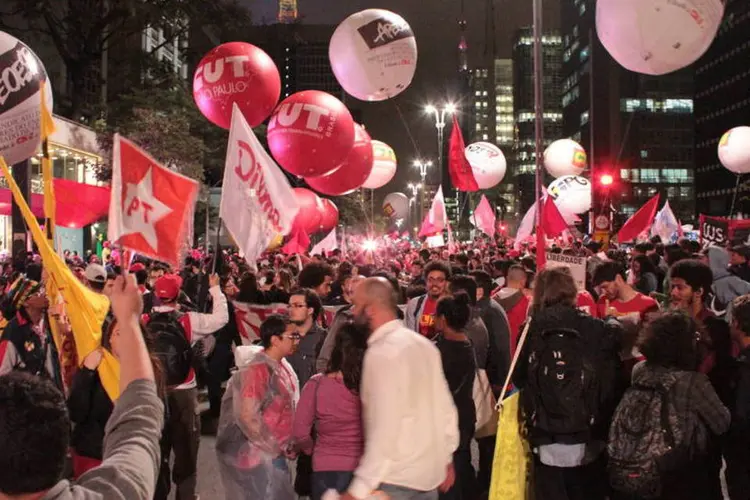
[
  {"x1": 596, "y1": 292, "x2": 659, "y2": 323},
  {"x1": 418, "y1": 297, "x2": 438, "y2": 338},
  {"x1": 576, "y1": 290, "x2": 599, "y2": 318}
]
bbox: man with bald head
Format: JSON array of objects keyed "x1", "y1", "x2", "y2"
[{"x1": 340, "y1": 277, "x2": 459, "y2": 500}]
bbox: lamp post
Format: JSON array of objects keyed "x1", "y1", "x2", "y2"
[
  {"x1": 408, "y1": 182, "x2": 422, "y2": 228},
  {"x1": 412, "y1": 161, "x2": 431, "y2": 223},
  {"x1": 424, "y1": 103, "x2": 456, "y2": 186}
]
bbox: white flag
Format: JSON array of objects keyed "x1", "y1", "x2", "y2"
[
  {"x1": 311, "y1": 229, "x2": 338, "y2": 255},
  {"x1": 514, "y1": 202, "x2": 537, "y2": 250},
  {"x1": 651, "y1": 200, "x2": 680, "y2": 243},
  {"x1": 220, "y1": 105, "x2": 299, "y2": 267}
]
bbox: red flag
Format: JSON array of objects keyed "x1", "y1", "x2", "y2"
[
  {"x1": 471, "y1": 194, "x2": 496, "y2": 237},
  {"x1": 617, "y1": 194, "x2": 660, "y2": 243},
  {"x1": 536, "y1": 200, "x2": 546, "y2": 270},
  {"x1": 108, "y1": 135, "x2": 200, "y2": 266},
  {"x1": 448, "y1": 115, "x2": 479, "y2": 192},
  {"x1": 541, "y1": 196, "x2": 569, "y2": 238},
  {"x1": 282, "y1": 226, "x2": 310, "y2": 255}
]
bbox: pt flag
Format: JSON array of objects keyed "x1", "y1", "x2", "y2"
[
  {"x1": 448, "y1": 115, "x2": 479, "y2": 192},
  {"x1": 471, "y1": 195, "x2": 496, "y2": 237},
  {"x1": 108, "y1": 135, "x2": 200, "y2": 266},
  {"x1": 541, "y1": 195, "x2": 569, "y2": 238},
  {"x1": 617, "y1": 194, "x2": 660, "y2": 244},
  {"x1": 221, "y1": 104, "x2": 299, "y2": 265},
  {"x1": 419, "y1": 185, "x2": 447, "y2": 237}
]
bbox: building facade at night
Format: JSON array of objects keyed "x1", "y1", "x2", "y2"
[
  {"x1": 694, "y1": 0, "x2": 750, "y2": 217},
  {"x1": 560, "y1": 0, "x2": 696, "y2": 225},
  {"x1": 513, "y1": 27, "x2": 563, "y2": 214}
]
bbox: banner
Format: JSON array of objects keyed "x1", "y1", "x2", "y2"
[
  {"x1": 698, "y1": 215, "x2": 750, "y2": 247},
  {"x1": 545, "y1": 252, "x2": 587, "y2": 290},
  {"x1": 221, "y1": 104, "x2": 299, "y2": 266}
]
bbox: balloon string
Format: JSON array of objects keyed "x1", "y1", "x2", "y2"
[{"x1": 393, "y1": 101, "x2": 424, "y2": 160}]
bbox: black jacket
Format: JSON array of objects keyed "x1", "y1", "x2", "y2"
[
  {"x1": 286, "y1": 325, "x2": 327, "y2": 389},
  {"x1": 476, "y1": 296, "x2": 511, "y2": 391},
  {"x1": 67, "y1": 367, "x2": 113, "y2": 460},
  {"x1": 513, "y1": 304, "x2": 623, "y2": 445}
]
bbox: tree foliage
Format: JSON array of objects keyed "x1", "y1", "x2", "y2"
[{"x1": 0, "y1": 0, "x2": 253, "y2": 120}]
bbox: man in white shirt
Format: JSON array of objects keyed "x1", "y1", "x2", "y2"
[{"x1": 341, "y1": 277, "x2": 459, "y2": 500}]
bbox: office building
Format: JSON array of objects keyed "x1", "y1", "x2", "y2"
[
  {"x1": 694, "y1": 0, "x2": 750, "y2": 217},
  {"x1": 561, "y1": 0, "x2": 696, "y2": 225},
  {"x1": 513, "y1": 27, "x2": 563, "y2": 214}
]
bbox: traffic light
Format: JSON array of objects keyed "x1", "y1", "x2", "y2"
[{"x1": 600, "y1": 174, "x2": 614, "y2": 187}]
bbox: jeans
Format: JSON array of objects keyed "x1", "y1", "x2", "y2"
[
  {"x1": 311, "y1": 471, "x2": 354, "y2": 500},
  {"x1": 154, "y1": 388, "x2": 200, "y2": 500},
  {"x1": 476, "y1": 435, "x2": 496, "y2": 499},
  {"x1": 379, "y1": 483, "x2": 438, "y2": 500},
  {"x1": 533, "y1": 454, "x2": 608, "y2": 500}
]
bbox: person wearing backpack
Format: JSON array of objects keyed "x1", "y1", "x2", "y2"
[
  {"x1": 513, "y1": 267, "x2": 622, "y2": 500},
  {"x1": 147, "y1": 272, "x2": 229, "y2": 500},
  {"x1": 607, "y1": 312, "x2": 730, "y2": 500}
]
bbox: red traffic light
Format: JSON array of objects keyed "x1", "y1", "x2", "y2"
[{"x1": 600, "y1": 174, "x2": 614, "y2": 186}]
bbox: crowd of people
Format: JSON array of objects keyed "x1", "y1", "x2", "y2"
[{"x1": 1, "y1": 234, "x2": 750, "y2": 500}]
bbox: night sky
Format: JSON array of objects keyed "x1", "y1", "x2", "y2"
[{"x1": 239, "y1": 0, "x2": 560, "y2": 194}]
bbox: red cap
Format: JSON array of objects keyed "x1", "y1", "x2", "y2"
[
  {"x1": 154, "y1": 274, "x2": 182, "y2": 300},
  {"x1": 130, "y1": 262, "x2": 146, "y2": 272}
]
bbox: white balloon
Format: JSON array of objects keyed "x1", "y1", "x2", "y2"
[
  {"x1": 383, "y1": 192, "x2": 409, "y2": 220},
  {"x1": 362, "y1": 140, "x2": 397, "y2": 189},
  {"x1": 718, "y1": 126, "x2": 750, "y2": 174},
  {"x1": 544, "y1": 139, "x2": 587, "y2": 178},
  {"x1": 596, "y1": 0, "x2": 723, "y2": 76},
  {"x1": 464, "y1": 142, "x2": 506, "y2": 189},
  {"x1": 0, "y1": 31, "x2": 54, "y2": 166},
  {"x1": 329, "y1": 9, "x2": 418, "y2": 101},
  {"x1": 548, "y1": 175, "x2": 592, "y2": 215}
]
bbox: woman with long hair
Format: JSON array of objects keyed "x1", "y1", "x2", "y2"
[
  {"x1": 434, "y1": 291, "x2": 477, "y2": 500},
  {"x1": 67, "y1": 319, "x2": 165, "y2": 478},
  {"x1": 631, "y1": 254, "x2": 659, "y2": 295},
  {"x1": 292, "y1": 322, "x2": 368, "y2": 499}
]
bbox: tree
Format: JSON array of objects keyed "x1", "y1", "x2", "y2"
[{"x1": 0, "y1": 0, "x2": 253, "y2": 120}]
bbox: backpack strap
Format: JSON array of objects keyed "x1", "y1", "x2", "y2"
[
  {"x1": 632, "y1": 382, "x2": 676, "y2": 449},
  {"x1": 413, "y1": 294, "x2": 427, "y2": 322}
]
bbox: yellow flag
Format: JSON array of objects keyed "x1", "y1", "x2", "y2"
[
  {"x1": 0, "y1": 158, "x2": 120, "y2": 400},
  {"x1": 39, "y1": 80, "x2": 56, "y2": 141},
  {"x1": 489, "y1": 392, "x2": 532, "y2": 500}
]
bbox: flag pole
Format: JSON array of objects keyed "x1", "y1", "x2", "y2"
[{"x1": 533, "y1": 0, "x2": 545, "y2": 268}]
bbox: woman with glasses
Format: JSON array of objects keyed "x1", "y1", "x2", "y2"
[
  {"x1": 292, "y1": 322, "x2": 368, "y2": 499},
  {"x1": 216, "y1": 314, "x2": 300, "y2": 499}
]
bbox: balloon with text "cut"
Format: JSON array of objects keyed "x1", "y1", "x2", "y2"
[
  {"x1": 0, "y1": 31, "x2": 54, "y2": 166},
  {"x1": 596, "y1": 0, "x2": 723, "y2": 75},
  {"x1": 329, "y1": 9, "x2": 418, "y2": 102},
  {"x1": 464, "y1": 142, "x2": 507, "y2": 189},
  {"x1": 319, "y1": 198, "x2": 339, "y2": 233},
  {"x1": 544, "y1": 139, "x2": 587, "y2": 178},
  {"x1": 718, "y1": 126, "x2": 750, "y2": 174},
  {"x1": 548, "y1": 175, "x2": 592, "y2": 215},
  {"x1": 291, "y1": 187, "x2": 325, "y2": 234},
  {"x1": 268, "y1": 90, "x2": 355, "y2": 178},
  {"x1": 362, "y1": 140, "x2": 397, "y2": 189},
  {"x1": 305, "y1": 123, "x2": 374, "y2": 196},
  {"x1": 193, "y1": 42, "x2": 281, "y2": 129}
]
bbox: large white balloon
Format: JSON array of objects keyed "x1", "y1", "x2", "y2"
[
  {"x1": 464, "y1": 142, "x2": 506, "y2": 189},
  {"x1": 0, "y1": 32, "x2": 54, "y2": 166},
  {"x1": 718, "y1": 126, "x2": 750, "y2": 174},
  {"x1": 329, "y1": 9, "x2": 418, "y2": 101},
  {"x1": 597, "y1": 0, "x2": 723, "y2": 76},
  {"x1": 383, "y1": 192, "x2": 409, "y2": 221},
  {"x1": 544, "y1": 139, "x2": 587, "y2": 178},
  {"x1": 362, "y1": 140, "x2": 397, "y2": 189},
  {"x1": 548, "y1": 175, "x2": 592, "y2": 215}
]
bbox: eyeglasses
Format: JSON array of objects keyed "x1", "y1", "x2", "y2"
[
  {"x1": 282, "y1": 333, "x2": 301, "y2": 341},
  {"x1": 427, "y1": 277, "x2": 446, "y2": 284},
  {"x1": 289, "y1": 303, "x2": 307, "y2": 309}
]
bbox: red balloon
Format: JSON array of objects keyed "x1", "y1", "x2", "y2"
[
  {"x1": 291, "y1": 187, "x2": 324, "y2": 234},
  {"x1": 268, "y1": 91, "x2": 355, "y2": 177},
  {"x1": 193, "y1": 42, "x2": 280, "y2": 129},
  {"x1": 305, "y1": 124, "x2": 374, "y2": 196},
  {"x1": 319, "y1": 199, "x2": 339, "y2": 233}
]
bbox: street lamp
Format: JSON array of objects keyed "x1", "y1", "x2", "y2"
[
  {"x1": 407, "y1": 182, "x2": 422, "y2": 227},
  {"x1": 424, "y1": 103, "x2": 456, "y2": 186},
  {"x1": 412, "y1": 162, "x2": 430, "y2": 224}
]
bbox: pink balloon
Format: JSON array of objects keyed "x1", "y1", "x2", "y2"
[
  {"x1": 319, "y1": 199, "x2": 339, "y2": 233},
  {"x1": 193, "y1": 42, "x2": 281, "y2": 129},
  {"x1": 291, "y1": 187, "x2": 325, "y2": 234},
  {"x1": 305, "y1": 124, "x2": 374, "y2": 196},
  {"x1": 268, "y1": 91, "x2": 355, "y2": 178}
]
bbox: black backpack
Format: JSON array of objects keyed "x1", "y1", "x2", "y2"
[
  {"x1": 607, "y1": 377, "x2": 695, "y2": 498},
  {"x1": 149, "y1": 311, "x2": 193, "y2": 388},
  {"x1": 523, "y1": 327, "x2": 599, "y2": 442}
]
